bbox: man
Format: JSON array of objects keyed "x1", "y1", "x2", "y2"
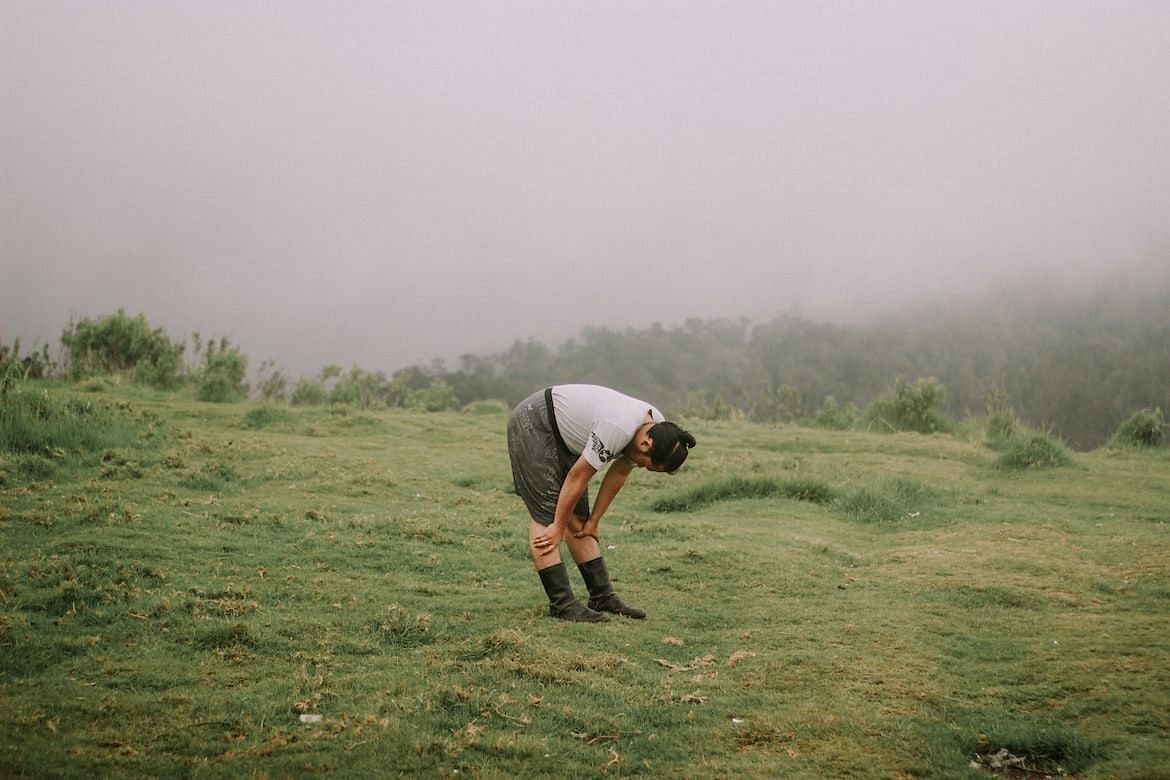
[{"x1": 507, "y1": 384, "x2": 696, "y2": 622}]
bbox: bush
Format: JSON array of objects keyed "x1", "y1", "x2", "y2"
[
  {"x1": 328, "y1": 366, "x2": 390, "y2": 409},
  {"x1": 1107, "y1": 408, "x2": 1165, "y2": 449},
  {"x1": 290, "y1": 379, "x2": 326, "y2": 406},
  {"x1": 406, "y1": 379, "x2": 458, "y2": 412},
  {"x1": 675, "y1": 391, "x2": 734, "y2": 422},
  {"x1": 749, "y1": 383, "x2": 803, "y2": 424},
  {"x1": 995, "y1": 432, "x2": 1072, "y2": 470},
  {"x1": 196, "y1": 338, "x2": 249, "y2": 403},
  {"x1": 866, "y1": 376, "x2": 952, "y2": 434},
  {"x1": 814, "y1": 395, "x2": 859, "y2": 430},
  {"x1": 254, "y1": 360, "x2": 288, "y2": 402},
  {"x1": 60, "y1": 310, "x2": 184, "y2": 388}
]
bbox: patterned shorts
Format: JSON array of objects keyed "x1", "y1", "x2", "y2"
[{"x1": 506, "y1": 389, "x2": 589, "y2": 526}]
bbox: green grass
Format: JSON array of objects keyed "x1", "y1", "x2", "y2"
[{"x1": 2, "y1": 383, "x2": 1168, "y2": 777}]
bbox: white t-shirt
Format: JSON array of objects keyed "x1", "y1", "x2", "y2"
[{"x1": 550, "y1": 384, "x2": 665, "y2": 470}]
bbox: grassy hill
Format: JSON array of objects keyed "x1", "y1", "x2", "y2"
[{"x1": 2, "y1": 383, "x2": 1168, "y2": 778}]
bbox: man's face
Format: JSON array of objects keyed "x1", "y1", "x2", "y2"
[{"x1": 625, "y1": 435, "x2": 666, "y2": 471}]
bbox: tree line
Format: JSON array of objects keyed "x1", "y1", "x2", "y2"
[
  {"x1": 3, "y1": 280, "x2": 1167, "y2": 449},
  {"x1": 431, "y1": 281, "x2": 1169, "y2": 449}
]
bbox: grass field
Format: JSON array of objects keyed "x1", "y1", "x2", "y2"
[{"x1": 2, "y1": 383, "x2": 1168, "y2": 778}]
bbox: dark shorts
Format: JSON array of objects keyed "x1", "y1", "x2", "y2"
[{"x1": 507, "y1": 389, "x2": 589, "y2": 526}]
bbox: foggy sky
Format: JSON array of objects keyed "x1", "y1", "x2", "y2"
[{"x1": 3, "y1": 1, "x2": 1168, "y2": 380}]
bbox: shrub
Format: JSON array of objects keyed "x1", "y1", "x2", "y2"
[
  {"x1": 290, "y1": 379, "x2": 326, "y2": 406},
  {"x1": 749, "y1": 383, "x2": 804, "y2": 423},
  {"x1": 676, "y1": 391, "x2": 734, "y2": 421},
  {"x1": 60, "y1": 310, "x2": 184, "y2": 388},
  {"x1": 814, "y1": 395, "x2": 859, "y2": 430},
  {"x1": 1107, "y1": 408, "x2": 1165, "y2": 449},
  {"x1": 196, "y1": 338, "x2": 249, "y2": 403},
  {"x1": 254, "y1": 360, "x2": 288, "y2": 403},
  {"x1": 995, "y1": 432, "x2": 1072, "y2": 470},
  {"x1": 406, "y1": 379, "x2": 458, "y2": 412},
  {"x1": 328, "y1": 366, "x2": 390, "y2": 409},
  {"x1": 866, "y1": 376, "x2": 952, "y2": 434}
]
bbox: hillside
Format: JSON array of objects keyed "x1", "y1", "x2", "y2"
[{"x1": 2, "y1": 383, "x2": 1168, "y2": 777}]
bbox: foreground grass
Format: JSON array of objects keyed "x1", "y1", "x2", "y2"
[{"x1": 1, "y1": 385, "x2": 1168, "y2": 778}]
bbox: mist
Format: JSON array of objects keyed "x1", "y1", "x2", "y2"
[{"x1": 3, "y1": 2, "x2": 1168, "y2": 380}]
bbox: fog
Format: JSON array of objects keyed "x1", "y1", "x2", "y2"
[{"x1": 3, "y1": 2, "x2": 1168, "y2": 380}]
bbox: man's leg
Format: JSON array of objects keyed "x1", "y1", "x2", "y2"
[
  {"x1": 530, "y1": 519, "x2": 607, "y2": 622},
  {"x1": 565, "y1": 520, "x2": 646, "y2": 619}
]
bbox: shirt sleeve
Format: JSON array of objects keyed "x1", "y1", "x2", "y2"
[{"x1": 583, "y1": 420, "x2": 634, "y2": 470}]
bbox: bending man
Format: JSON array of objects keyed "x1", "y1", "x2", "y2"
[{"x1": 507, "y1": 384, "x2": 696, "y2": 622}]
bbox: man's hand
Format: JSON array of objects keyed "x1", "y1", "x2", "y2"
[
  {"x1": 572, "y1": 517, "x2": 599, "y2": 542},
  {"x1": 532, "y1": 522, "x2": 566, "y2": 556}
]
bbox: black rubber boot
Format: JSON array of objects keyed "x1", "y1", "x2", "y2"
[
  {"x1": 538, "y1": 563, "x2": 608, "y2": 622},
  {"x1": 579, "y1": 557, "x2": 646, "y2": 619}
]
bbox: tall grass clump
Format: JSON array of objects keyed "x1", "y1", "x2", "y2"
[
  {"x1": 0, "y1": 386, "x2": 152, "y2": 458},
  {"x1": 865, "y1": 376, "x2": 953, "y2": 434},
  {"x1": 1107, "y1": 407, "x2": 1166, "y2": 450},
  {"x1": 983, "y1": 386, "x2": 1018, "y2": 443},
  {"x1": 651, "y1": 475, "x2": 835, "y2": 512},
  {"x1": 242, "y1": 404, "x2": 292, "y2": 429},
  {"x1": 993, "y1": 431, "x2": 1073, "y2": 470},
  {"x1": 963, "y1": 718, "x2": 1105, "y2": 776},
  {"x1": 836, "y1": 477, "x2": 939, "y2": 525}
]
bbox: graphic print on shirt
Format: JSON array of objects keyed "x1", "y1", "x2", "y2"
[{"x1": 590, "y1": 431, "x2": 616, "y2": 464}]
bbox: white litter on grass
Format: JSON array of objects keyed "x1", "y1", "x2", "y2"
[
  {"x1": 607, "y1": 545, "x2": 616, "y2": 550},
  {"x1": 731, "y1": 717, "x2": 744, "y2": 724},
  {"x1": 299, "y1": 714, "x2": 323, "y2": 723}
]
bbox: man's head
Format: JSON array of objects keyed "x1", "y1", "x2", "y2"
[{"x1": 624, "y1": 421, "x2": 696, "y2": 473}]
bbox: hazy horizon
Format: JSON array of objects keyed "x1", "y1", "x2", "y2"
[{"x1": 3, "y1": 2, "x2": 1168, "y2": 379}]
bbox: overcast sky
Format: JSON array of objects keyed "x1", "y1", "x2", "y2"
[{"x1": 3, "y1": 1, "x2": 1168, "y2": 379}]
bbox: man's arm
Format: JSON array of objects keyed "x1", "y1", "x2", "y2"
[
  {"x1": 533, "y1": 455, "x2": 597, "y2": 556},
  {"x1": 573, "y1": 456, "x2": 634, "y2": 540}
]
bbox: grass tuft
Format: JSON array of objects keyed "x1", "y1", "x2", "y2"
[
  {"x1": 836, "y1": 477, "x2": 940, "y2": 525},
  {"x1": 993, "y1": 431, "x2": 1073, "y2": 470},
  {"x1": 964, "y1": 719, "x2": 1105, "y2": 775},
  {"x1": 242, "y1": 404, "x2": 292, "y2": 429},
  {"x1": 651, "y1": 475, "x2": 836, "y2": 512},
  {"x1": 0, "y1": 387, "x2": 155, "y2": 458},
  {"x1": 1107, "y1": 407, "x2": 1166, "y2": 450}
]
